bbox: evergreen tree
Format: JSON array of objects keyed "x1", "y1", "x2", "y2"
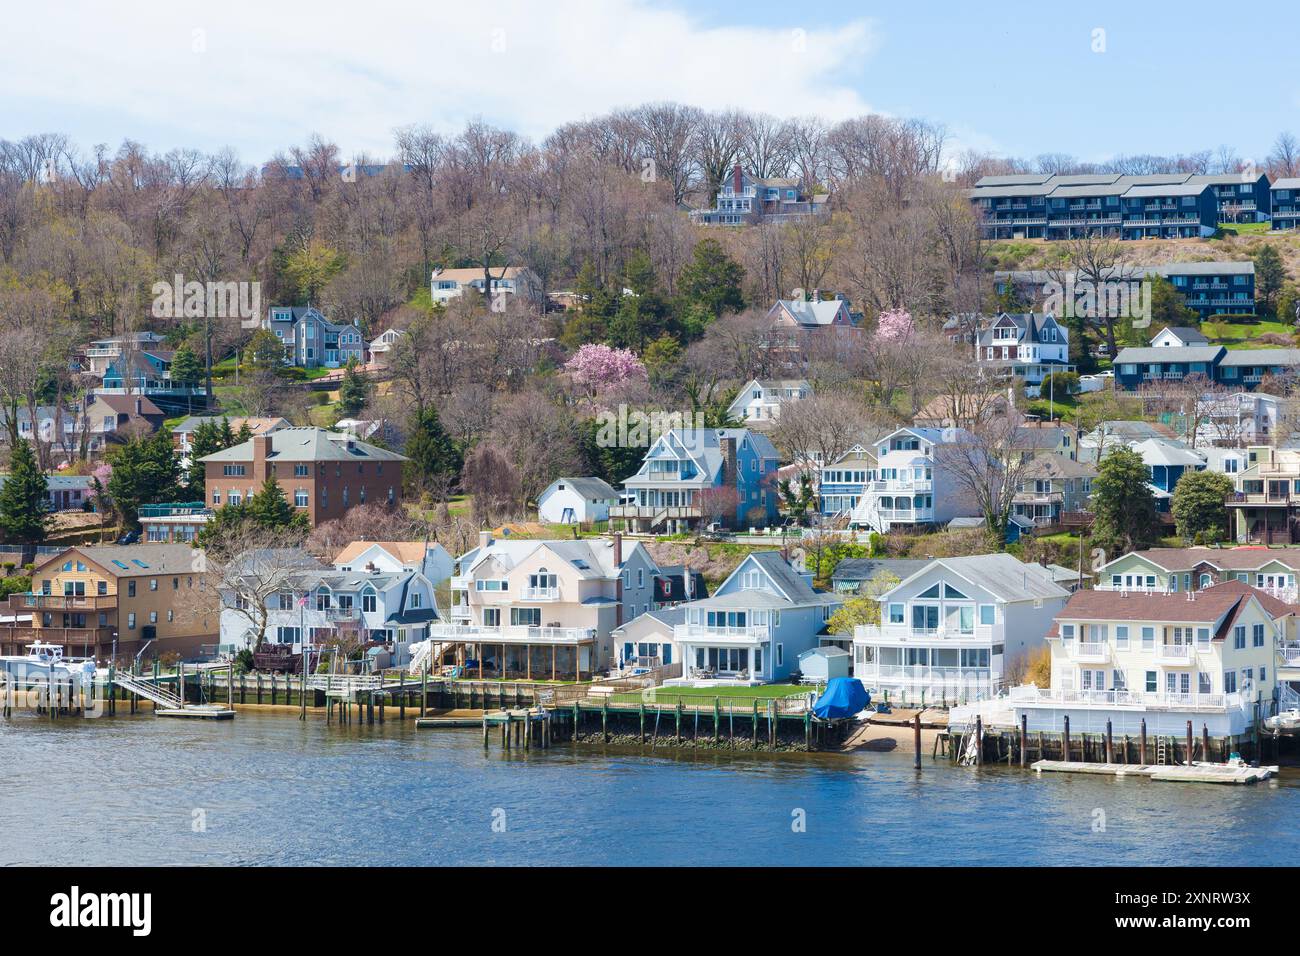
[
  {"x1": 676, "y1": 239, "x2": 745, "y2": 319},
  {"x1": 1147, "y1": 275, "x2": 1199, "y2": 330},
  {"x1": 337, "y1": 357, "x2": 369, "y2": 416},
  {"x1": 186, "y1": 419, "x2": 223, "y2": 492},
  {"x1": 0, "y1": 439, "x2": 49, "y2": 544},
  {"x1": 1090, "y1": 447, "x2": 1161, "y2": 556},
  {"x1": 219, "y1": 416, "x2": 236, "y2": 449},
  {"x1": 236, "y1": 422, "x2": 253, "y2": 443},
  {"x1": 108, "y1": 431, "x2": 179, "y2": 529},
  {"x1": 170, "y1": 343, "x2": 202, "y2": 413},
  {"x1": 404, "y1": 406, "x2": 462, "y2": 492},
  {"x1": 1253, "y1": 244, "x2": 1286, "y2": 314},
  {"x1": 245, "y1": 476, "x2": 309, "y2": 531}
]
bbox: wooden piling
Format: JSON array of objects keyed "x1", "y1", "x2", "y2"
[
  {"x1": 913, "y1": 713, "x2": 922, "y2": 770},
  {"x1": 1062, "y1": 716, "x2": 1070, "y2": 763},
  {"x1": 1139, "y1": 719, "x2": 1147, "y2": 765},
  {"x1": 1202, "y1": 723, "x2": 1211, "y2": 763},
  {"x1": 1019, "y1": 715, "x2": 1027, "y2": 768},
  {"x1": 974, "y1": 715, "x2": 983, "y2": 766},
  {"x1": 1185, "y1": 721, "x2": 1194, "y2": 766},
  {"x1": 1105, "y1": 720, "x2": 1114, "y2": 764}
]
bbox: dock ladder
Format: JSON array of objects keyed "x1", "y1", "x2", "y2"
[{"x1": 1156, "y1": 736, "x2": 1169, "y2": 766}]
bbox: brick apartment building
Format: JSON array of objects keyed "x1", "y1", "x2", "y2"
[{"x1": 200, "y1": 427, "x2": 407, "y2": 527}]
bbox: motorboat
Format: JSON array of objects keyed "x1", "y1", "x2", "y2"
[{"x1": 1264, "y1": 709, "x2": 1300, "y2": 733}]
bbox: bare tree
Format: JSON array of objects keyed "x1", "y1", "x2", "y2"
[
  {"x1": 199, "y1": 524, "x2": 316, "y2": 651},
  {"x1": 935, "y1": 405, "x2": 1038, "y2": 541}
]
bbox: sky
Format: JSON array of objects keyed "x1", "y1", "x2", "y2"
[{"x1": 5, "y1": 0, "x2": 1300, "y2": 167}]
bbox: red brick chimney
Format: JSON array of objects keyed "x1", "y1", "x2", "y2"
[
  {"x1": 252, "y1": 433, "x2": 272, "y2": 481},
  {"x1": 732, "y1": 164, "x2": 742, "y2": 195}
]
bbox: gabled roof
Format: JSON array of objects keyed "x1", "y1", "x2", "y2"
[
  {"x1": 542, "y1": 477, "x2": 619, "y2": 501},
  {"x1": 769, "y1": 299, "x2": 851, "y2": 328},
  {"x1": 331, "y1": 540, "x2": 433, "y2": 568},
  {"x1": 1129, "y1": 438, "x2": 1205, "y2": 468},
  {"x1": 1155, "y1": 326, "x2": 1209, "y2": 345},
  {"x1": 887, "y1": 554, "x2": 1069, "y2": 604},
  {"x1": 1112, "y1": 345, "x2": 1225, "y2": 365},
  {"x1": 830, "y1": 558, "x2": 929, "y2": 583},
  {"x1": 1056, "y1": 588, "x2": 1245, "y2": 631}
]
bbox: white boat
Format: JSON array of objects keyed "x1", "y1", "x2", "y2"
[
  {"x1": 0, "y1": 642, "x2": 97, "y2": 679},
  {"x1": 1264, "y1": 709, "x2": 1300, "y2": 733}
]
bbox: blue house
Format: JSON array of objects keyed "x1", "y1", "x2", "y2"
[
  {"x1": 1114, "y1": 328, "x2": 1300, "y2": 391},
  {"x1": 1187, "y1": 173, "x2": 1272, "y2": 223},
  {"x1": 263, "y1": 306, "x2": 365, "y2": 368},
  {"x1": 669, "y1": 551, "x2": 842, "y2": 684},
  {"x1": 101, "y1": 349, "x2": 205, "y2": 415},
  {"x1": 971, "y1": 173, "x2": 1220, "y2": 241},
  {"x1": 818, "y1": 443, "x2": 879, "y2": 518},
  {"x1": 611, "y1": 428, "x2": 779, "y2": 533},
  {"x1": 1129, "y1": 439, "x2": 1205, "y2": 512},
  {"x1": 1272, "y1": 178, "x2": 1300, "y2": 231}
]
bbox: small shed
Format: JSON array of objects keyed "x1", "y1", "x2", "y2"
[
  {"x1": 537, "y1": 477, "x2": 618, "y2": 524},
  {"x1": 798, "y1": 646, "x2": 851, "y2": 682}
]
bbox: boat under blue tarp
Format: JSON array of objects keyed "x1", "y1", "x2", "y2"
[{"x1": 811, "y1": 677, "x2": 870, "y2": 719}]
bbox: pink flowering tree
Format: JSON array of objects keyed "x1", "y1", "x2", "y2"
[
  {"x1": 564, "y1": 344, "x2": 647, "y2": 399},
  {"x1": 874, "y1": 308, "x2": 914, "y2": 344}
]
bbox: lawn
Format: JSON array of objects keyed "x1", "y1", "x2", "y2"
[
  {"x1": 610, "y1": 684, "x2": 818, "y2": 706},
  {"x1": 1214, "y1": 222, "x2": 1272, "y2": 237},
  {"x1": 1200, "y1": 316, "x2": 1294, "y2": 349}
]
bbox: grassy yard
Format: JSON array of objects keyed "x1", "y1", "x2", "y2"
[
  {"x1": 1215, "y1": 222, "x2": 1272, "y2": 237},
  {"x1": 1201, "y1": 316, "x2": 1294, "y2": 349},
  {"x1": 610, "y1": 684, "x2": 817, "y2": 706}
]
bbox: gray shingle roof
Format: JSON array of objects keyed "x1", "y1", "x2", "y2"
[{"x1": 199, "y1": 427, "x2": 407, "y2": 463}]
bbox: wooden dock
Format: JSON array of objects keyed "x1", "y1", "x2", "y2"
[{"x1": 1032, "y1": 759, "x2": 1278, "y2": 785}]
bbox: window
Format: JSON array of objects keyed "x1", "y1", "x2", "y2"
[
  {"x1": 1141, "y1": 626, "x2": 1154, "y2": 649},
  {"x1": 776, "y1": 643, "x2": 783, "y2": 667},
  {"x1": 888, "y1": 603, "x2": 904, "y2": 624},
  {"x1": 362, "y1": 590, "x2": 376, "y2": 613},
  {"x1": 1145, "y1": 671, "x2": 1157, "y2": 693},
  {"x1": 1198, "y1": 672, "x2": 1212, "y2": 695},
  {"x1": 127, "y1": 612, "x2": 136, "y2": 630},
  {"x1": 1224, "y1": 671, "x2": 1237, "y2": 693},
  {"x1": 150, "y1": 578, "x2": 158, "y2": 591},
  {"x1": 294, "y1": 464, "x2": 309, "y2": 477},
  {"x1": 127, "y1": 581, "x2": 136, "y2": 598},
  {"x1": 1115, "y1": 625, "x2": 1129, "y2": 649},
  {"x1": 1253, "y1": 623, "x2": 1265, "y2": 647},
  {"x1": 511, "y1": 607, "x2": 541, "y2": 627},
  {"x1": 149, "y1": 611, "x2": 157, "y2": 624},
  {"x1": 295, "y1": 489, "x2": 309, "y2": 507},
  {"x1": 1234, "y1": 625, "x2": 1246, "y2": 650}
]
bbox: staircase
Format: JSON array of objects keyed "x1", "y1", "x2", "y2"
[
  {"x1": 113, "y1": 671, "x2": 184, "y2": 709},
  {"x1": 407, "y1": 639, "x2": 433, "y2": 676}
]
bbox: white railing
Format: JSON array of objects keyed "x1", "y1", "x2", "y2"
[
  {"x1": 1280, "y1": 643, "x2": 1300, "y2": 666},
  {"x1": 855, "y1": 623, "x2": 994, "y2": 644},
  {"x1": 1067, "y1": 641, "x2": 1108, "y2": 661},
  {"x1": 866, "y1": 479, "x2": 933, "y2": 493},
  {"x1": 861, "y1": 664, "x2": 993, "y2": 685},
  {"x1": 1154, "y1": 643, "x2": 1195, "y2": 662},
  {"x1": 426, "y1": 623, "x2": 594, "y2": 645},
  {"x1": 673, "y1": 624, "x2": 770, "y2": 643},
  {"x1": 521, "y1": 586, "x2": 560, "y2": 601},
  {"x1": 1009, "y1": 685, "x2": 1245, "y2": 713}
]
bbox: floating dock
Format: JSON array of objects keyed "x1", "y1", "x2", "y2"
[
  {"x1": 155, "y1": 705, "x2": 235, "y2": 720},
  {"x1": 1032, "y1": 759, "x2": 1278, "y2": 785}
]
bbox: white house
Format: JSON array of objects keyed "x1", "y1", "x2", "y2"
[
  {"x1": 1196, "y1": 391, "x2": 1280, "y2": 446},
  {"x1": 955, "y1": 581, "x2": 1288, "y2": 739},
  {"x1": 669, "y1": 551, "x2": 841, "y2": 686},
  {"x1": 725, "y1": 379, "x2": 812, "y2": 424},
  {"x1": 848, "y1": 427, "x2": 981, "y2": 532},
  {"x1": 430, "y1": 267, "x2": 541, "y2": 306},
  {"x1": 331, "y1": 540, "x2": 454, "y2": 588},
  {"x1": 537, "y1": 477, "x2": 619, "y2": 525},
  {"x1": 218, "y1": 561, "x2": 440, "y2": 666},
  {"x1": 974, "y1": 312, "x2": 1072, "y2": 389},
  {"x1": 853, "y1": 554, "x2": 1070, "y2": 704},
  {"x1": 367, "y1": 328, "x2": 406, "y2": 368}
]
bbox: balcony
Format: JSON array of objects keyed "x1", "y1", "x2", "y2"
[
  {"x1": 875, "y1": 508, "x2": 936, "y2": 523},
  {"x1": 521, "y1": 586, "x2": 560, "y2": 601},
  {"x1": 11, "y1": 593, "x2": 117, "y2": 612},
  {"x1": 609, "y1": 504, "x2": 701, "y2": 519},
  {"x1": 1065, "y1": 641, "x2": 1109, "y2": 663},
  {"x1": 856, "y1": 623, "x2": 994, "y2": 646},
  {"x1": 1009, "y1": 685, "x2": 1244, "y2": 713},
  {"x1": 426, "y1": 623, "x2": 594, "y2": 645},
  {"x1": 867, "y1": 478, "x2": 932, "y2": 493},
  {"x1": 1154, "y1": 642, "x2": 1197, "y2": 665},
  {"x1": 673, "y1": 623, "x2": 770, "y2": 644},
  {"x1": 323, "y1": 606, "x2": 359, "y2": 622},
  {"x1": 857, "y1": 664, "x2": 996, "y2": 695},
  {"x1": 1226, "y1": 491, "x2": 1294, "y2": 507}
]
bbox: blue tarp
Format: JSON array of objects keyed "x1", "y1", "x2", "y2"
[{"x1": 812, "y1": 677, "x2": 870, "y2": 719}]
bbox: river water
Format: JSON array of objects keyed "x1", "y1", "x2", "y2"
[{"x1": 2, "y1": 711, "x2": 1296, "y2": 866}]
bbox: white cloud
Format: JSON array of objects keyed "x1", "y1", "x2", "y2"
[{"x1": 5, "y1": 0, "x2": 880, "y2": 161}]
